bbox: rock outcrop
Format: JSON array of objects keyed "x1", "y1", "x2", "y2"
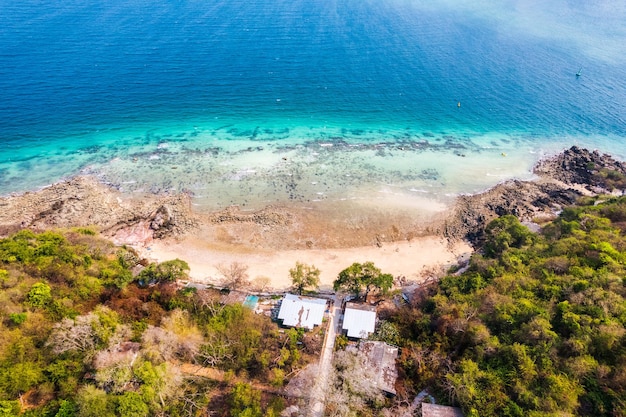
[
  {"x1": 445, "y1": 146, "x2": 626, "y2": 245},
  {"x1": 0, "y1": 176, "x2": 197, "y2": 242},
  {"x1": 534, "y1": 146, "x2": 626, "y2": 192}
]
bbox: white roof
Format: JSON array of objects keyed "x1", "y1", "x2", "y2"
[
  {"x1": 342, "y1": 302, "x2": 376, "y2": 339},
  {"x1": 277, "y1": 294, "x2": 327, "y2": 330}
]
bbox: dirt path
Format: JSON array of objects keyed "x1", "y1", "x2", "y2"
[
  {"x1": 178, "y1": 363, "x2": 285, "y2": 396},
  {"x1": 308, "y1": 295, "x2": 341, "y2": 417}
]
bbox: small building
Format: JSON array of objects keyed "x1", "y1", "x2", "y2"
[
  {"x1": 357, "y1": 341, "x2": 399, "y2": 396},
  {"x1": 277, "y1": 293, "x2": 327, "y2": 330},
  {"x1": 421, "y1": 403, "x2": 464, "y2": 417},
  {"x1": 342, "y1": 302, "x2": 377, "y2": 339}
]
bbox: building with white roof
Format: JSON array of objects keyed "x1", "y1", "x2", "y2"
[
  {"x1": 277, "y1": 293, "x2": 327, "y2": 330},
  {"x1": 342, "y1": 302, "x2": 377, "y2": 339}
]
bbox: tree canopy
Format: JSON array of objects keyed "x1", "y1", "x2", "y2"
[
  {"x1": 0, "y1": 228, "x2": 315, "y2": 417},
  {"x1": 387, "y1": 197, "x2": 626, "y2": 417},
  {"x1": 4, "y1": 194, "x2": 626, "y2": 416},
  {"x1": 289, "y1": 262, "x2": 320, "y2": 295},
  {"x1": 333, "y1": 261, "x2": 393, "y2": 300}
]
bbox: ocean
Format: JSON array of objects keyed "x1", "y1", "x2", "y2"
[{"x1": 1, "y1": 0, "x2": 625, "y2": 211}]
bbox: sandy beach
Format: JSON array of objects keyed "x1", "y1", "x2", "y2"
[
  {"x1": 142, "y1": 235, "x2": 472, "y2": 291},
  {"x1": 0, "y1": 175, "x2": 475, "y2": 292},
  {"x1": 132, "y1": 196, "x2": 472, "y2": 291},
  {"x1": 105, "y1": 146, "x2": 626, "y2": 293}
]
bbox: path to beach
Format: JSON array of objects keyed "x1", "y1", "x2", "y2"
[{"x1": 308, "y1": 294, "x2": 341, "y2": 417}]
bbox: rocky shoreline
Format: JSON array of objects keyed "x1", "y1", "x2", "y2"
[
  {"x1": 0, "y1": 176, "x2": 198, "y2": 244},
  {"x1": 445, "y1": 146, "x2": 626, "y2": 244},
  {"x1": 1, "y1": 146, "x2": 625, "y2": 249}
]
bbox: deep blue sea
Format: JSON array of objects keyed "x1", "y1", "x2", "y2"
[{"x1": 1, "y1": 0, "x2": 625, "y2": 209}]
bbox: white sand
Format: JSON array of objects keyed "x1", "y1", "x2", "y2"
[{"x1": 142, "y1": 236, "x2": 472, "y2": 292}]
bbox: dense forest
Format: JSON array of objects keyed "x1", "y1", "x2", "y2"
[
  {"x1": 0, "y1": 228, "x2": 317, "y2": 417},
  {"x1": 385, "y1": 196, "x2": 626, "y2": 417}
]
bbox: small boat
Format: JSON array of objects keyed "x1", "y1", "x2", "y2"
[{"x1": 576, "y1": 67, "x2": 582, "y2": 77}]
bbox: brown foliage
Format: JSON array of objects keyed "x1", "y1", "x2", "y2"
[{"x1": 103, "y1": 284, "x2": 167, "y2": 323}]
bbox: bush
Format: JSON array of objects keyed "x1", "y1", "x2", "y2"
[
  {"x1": 9, "y1": 312, "x2": 27, "y2": 325},
  {"x1": 26, "y1": 282, "x2": 52, "y2": 309}
]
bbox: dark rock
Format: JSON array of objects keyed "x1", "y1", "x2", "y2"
[
  {"x1": 534, "y1": 146, "x2": 626, "y2": 191},
  {"x1": 445, "y1": 146, "x2": 626, "y2": 246},
  {"x1": 150, "y1": 205, "x2": 171, "y2": 231}
]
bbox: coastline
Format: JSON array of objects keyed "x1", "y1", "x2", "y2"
[{"x1": 2, "y1": 146, "x2": 624, "y2": 291}]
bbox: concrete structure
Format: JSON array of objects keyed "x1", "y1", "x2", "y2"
[
  {"x1": 421, "y1": 403, "x2": 464, "y2": 417},
  {"x1": 342, "y1": 302, "x2": 376, "y2": 339},
  {"x1": 358, "y1": 341, "x2": 399, "y2": 395},
  {"x1": 277, "y1": 293, "x2": 327, "y2": 330}
]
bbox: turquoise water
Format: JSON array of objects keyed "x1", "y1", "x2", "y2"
[{"x1": 1, "y1": 0, "x2": 625, "y2": 209}]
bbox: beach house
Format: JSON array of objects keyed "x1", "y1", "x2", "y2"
[
  {"x1": 342, "y1": 302, "x2": 377, "y2": 339},
  {"x1": 276, "y1": 293, "x2": 327, "y2": 330}
]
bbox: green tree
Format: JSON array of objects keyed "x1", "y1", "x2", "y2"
[
  {"x1": 229, "y1": 383, "x2": 262, "y2": 417},
  {"x1": 76, "y1": 385, "x2": 115, "y2": 417},
  {"x1": 138, "y1": 259, "x2": 190, "y2": 284},
  {"x1": 333, "y1": 262, "x2": 393, "y2": 300},
  {"x1": 0, "y1": 269, "x2": 8, "y2": 285},
  {"x1": 154, "y1": 259, "x2": 190, "y2": 282},
  {"x1": 367, "y1": 271, "x2": 393, "y2": 299},
  {"x1": 334, "y1": 262, "x2": 364, "y2": 298},
  {"x1": 116, "y1": 392, "x2": 149, "y2": 417},
  {"x1": 289, "y1": 262, "x2": 321, "y2": 295},
  {"x1": 9, "y1": 312, "x2": 27, "y2": 325},
  {"x1": 0, "y1": 401, "x2": 20, "y2": 417},
  {"x1": 372, "y1": 320, "x2": 400, "y2": 345},
  {"x1": 55, "y1": 400, "x2": 77, "y2": 417},
  {"x1": 0, "y1": 361, "x2": 44, "y2": 397},
  {"x1": 100, "y1": 265, "x2": 134, "y2": 289},
  {"x1": 134, "y1": 360, "x2": 182, "y2": 412},
  {"x1": 483, "y1": 215, "x2": 535, "y2": 258},
  {"x1": 26, "y1": 282, "x2": 52, "y2": 309}
]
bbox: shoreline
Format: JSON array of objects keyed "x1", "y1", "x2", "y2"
[
  {"x1": 2, "y1": 146, "x2": 624, "y2": 291},
  {"x1": 0, "y1": 173, "x2": 473, "y2": 291},
  {"x1": 132, "y1": 197, "x2": 470, "y2": 291}
]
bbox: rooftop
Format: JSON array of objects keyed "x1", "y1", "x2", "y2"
[
  {"x1": 342, "y1": 302, "x2": 377, "y2": 339},
  {"x1": 358, "y1": 341, "x2": 399, "y2": 395},
  {"x1": 277, "y1": 293, "x2": 327, "y2": 330}
]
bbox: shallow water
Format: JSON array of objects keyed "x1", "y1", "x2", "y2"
[{"x1": 1, "y1": 0, "x2": 625, "y2": 210}]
